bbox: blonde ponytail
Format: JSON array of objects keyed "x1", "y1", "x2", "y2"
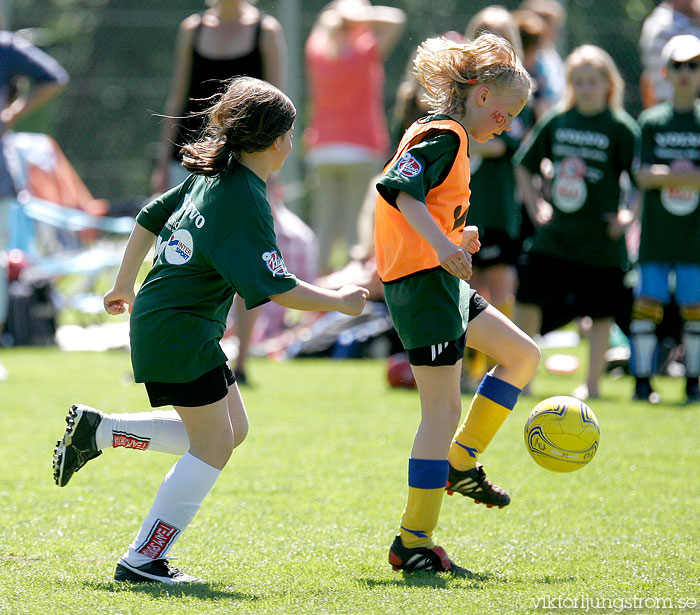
[{"x1": 414, "y1": 32, "x2": 532, "y2": 117}]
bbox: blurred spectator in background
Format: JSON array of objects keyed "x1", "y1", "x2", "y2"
[
  {"x1": 467, "y1": 6, "x2": 524, "y2": 58},
  {"x1": 151, "y1": 0, "x2": 285, "y2": 193},
  {"x1": 514, "y1": 45, "x2": 639, "y2": 400},
  {"x1": 353, "y1": 30, "x2": 464, "y2": 263},
  {"x1": 304, "y1": 0, "x2": 405, "y2": 273},
  {"x1": 388, "y1": 30, "x2": 464, "y2": 146},
  {"x1": 462, "y1": 6, "x2": 532, "y2": 388},
  {"x1": 0, "y1": 25, "x2": 69, "y2": 380},
  {"x1": 519, "y1": 0, "x2": 566, "y2": 104},
  {"x1": 632, "y1": 34, "x2": 700, "y2": 404},
  {"x1": 514, "y1": 8, "x2": 559, "y2": 119},
  {"x1": 388, "y1": 48, "x2": 432, "y2": 147},
  {"x1": 639, "y1": 0, "x2": 700, "y2": 108}
]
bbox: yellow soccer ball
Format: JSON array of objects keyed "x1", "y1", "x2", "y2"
[{"x1": 524, "y1": 396, "x2": 600, "y2": 472}]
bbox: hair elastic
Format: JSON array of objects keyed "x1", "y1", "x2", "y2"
[{"x1": 466, "y1": 78, "x2": 478, "y2": 85}]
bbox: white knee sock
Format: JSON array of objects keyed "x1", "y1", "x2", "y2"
[
  {"x1": 683, "y1": 320, "x2": 700, "y2": 378},
  {"x1": 121, "y1": 452, "x2": 221, "y2": 566},
  {"x1": 95, "y1": 410, "x2": 189, "y2": 455},
  {"x1": 630, "y1": 319, "x2": 657, "y2": 377}
]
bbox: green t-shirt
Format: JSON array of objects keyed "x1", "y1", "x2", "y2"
[
  {"x1": 514, "y1": 107, "x2": 639, "y2": 268},
  {"x1": 638, "y1": 101, "x2": 700, "y2": 265},
  {"x1": 376, "y1": 114, "x2": 460, "y2": 207},
  {"x1": 130, "y1": 162, "x2": 298, "y2": 383},
  {"x1": 468, "y1": 114, "x2": 527, "y2": 239}
]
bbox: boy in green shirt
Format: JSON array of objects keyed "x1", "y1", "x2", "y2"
[{"x1": 632, "y1": 34, "x2": 700, "y2": 404}]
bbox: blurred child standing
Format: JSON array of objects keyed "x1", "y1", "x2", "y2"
[
  {"x1": 632, "y1": 34, "x2": 700, "y2": 404},
  {"x1": 514, "y1": 45, "x2": 640, "y2": 400},
  {"x1": 462, "y1": 6, "x2": 533, "y2": 387}
]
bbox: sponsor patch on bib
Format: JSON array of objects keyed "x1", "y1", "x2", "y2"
[
  {"x1": 397, "y1": 152, "x2": 422, "y2": 177},
  {"x1": 262, "y1": 250, "x2": 289, "y2": 276}
]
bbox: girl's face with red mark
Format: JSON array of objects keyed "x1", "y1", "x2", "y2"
[{"x1": 466, "y1": 85, "x2": 527, "y2": 143}]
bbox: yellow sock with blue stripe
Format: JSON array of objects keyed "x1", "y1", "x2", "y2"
[
  {"x1": 449, "y1": 373, "x2": 521, "y2": 471},
  {"x1": 399, "y1": 458, "x2": 448, "y2": 549}
]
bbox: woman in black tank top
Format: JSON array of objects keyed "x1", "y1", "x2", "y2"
[
  {"x1": 152, "y1": 0, "x2": 285, "y2": 194},
  {"x1": 173, "y1": 17, "x2": 264, "y2": 159}
]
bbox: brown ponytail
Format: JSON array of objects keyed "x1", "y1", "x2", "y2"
[{"x1": 180, "y1": 76, "x2": 296, "y2": 176}]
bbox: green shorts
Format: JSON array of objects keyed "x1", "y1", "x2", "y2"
[{"x1": 383, "y1": 267, "x2": 471, "y2": 350}]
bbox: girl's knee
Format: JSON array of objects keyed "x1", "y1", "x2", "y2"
[
  {"x1": 499, "y1": 335, "x2": 540, "y2": 387},
  {"x1": 523, "y1": 336, "x2": 541, "y2": 374},
  {"x1": 217, "y1": 428, "x2": 236, "y2": 455},
  {"x1": 501, "y1": 333, "x2": 540, "y2": 375},
  {"x1": 215, "y1": 431, "x2": 235, "y2": 468},
  {"x1": 441, "y1": 400, "x2": 463, "y2": 434},
  {"x1": 233, "y1": 418, "x2": 249, "y2": 448},
  {"x1": 419, "y1": 399, "x2": 462, "y2": 432},
  {"x1": 187, "y1": 429, "x2": 234, "y2": 470}
]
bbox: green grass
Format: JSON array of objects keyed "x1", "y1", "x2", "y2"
[{"x1": 0, "y1": 345, "x2": 698, "y2": 615}]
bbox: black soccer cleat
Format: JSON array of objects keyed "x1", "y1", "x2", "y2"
[
  {"x1": 53, "y1": 404, "x2": 104, "y2": 487},
  {"x1": 115, "y1": 559, "x2": 205, "y2": 585},
  {"x1": 388, "y1": 535, "x2": 471, "y2": 577},
  {"x1": 686, "y1": 378, "x2": 700, "y2": 405},
  {"x1": 446, "y1": 463, "x2": 511, "y2": 508}
]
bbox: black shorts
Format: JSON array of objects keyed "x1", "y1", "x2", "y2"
[
  {"x1": 406, "y1": 289, "x2": 489, "y2": 366},
  {"x1": 144, "y1": 363, "x2": 236, "y2": 408},
  {"x1": 516, "y1": 252, "x2": 626, "y2": 331},
  {"x1": 471, "y1": 228, "x2": 520, "y2": 269}
]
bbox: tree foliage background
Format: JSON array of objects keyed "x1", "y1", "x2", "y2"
[{"x1": 9, "y1": 0, "x2": 656, "y2": 207}]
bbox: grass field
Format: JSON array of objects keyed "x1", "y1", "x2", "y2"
[{"x1": 0, "y1": 344, "x2": 698, "y2": 615}]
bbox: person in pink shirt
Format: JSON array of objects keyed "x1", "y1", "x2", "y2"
[{"x1": 305, "y1": 0, "x2": 405, "y2": 273}]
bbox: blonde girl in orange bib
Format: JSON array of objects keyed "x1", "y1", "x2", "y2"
[{"x1": 375, "y1": 33, "x2": 540, "y2": 575}]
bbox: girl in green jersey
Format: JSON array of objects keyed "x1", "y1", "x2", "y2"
[
  {"x1": 514, "y1": 45, "x2": 639, "y2": 400},
  {"x1": 52, "y1": 77, "x2": 369, "y2": 585}
]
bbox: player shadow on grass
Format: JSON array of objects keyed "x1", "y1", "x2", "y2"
[
  {"x1": 83, "y1": 580, "x2": 261, "y2": 601},
  {"x1": 357, "y1": 572, "x2": 576, "y2": 590},
  {"x1": 356, "y1": 570, "x2": 492, "y2": 590}
]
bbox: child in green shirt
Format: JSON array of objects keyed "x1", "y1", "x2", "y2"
[{"x1": 52, "y1": 77, "x2": 369, "y2": 585}]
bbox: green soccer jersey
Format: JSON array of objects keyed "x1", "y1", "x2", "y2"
[
  {"x1": 130, "y1": 162, "x2": 298, "y2": 383},
  {"x1": 638, "y1": 101, "x2": 700, "y2": 265},
  {"x1": 468, "y1": 115, "x2": 527, "y2": 239},
  {"x1": 376, "y1": 114, "x2": 460, "y2": 207},
  {"x1": 514, "y1": 107, "x2": 640, "y2": 268}
]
